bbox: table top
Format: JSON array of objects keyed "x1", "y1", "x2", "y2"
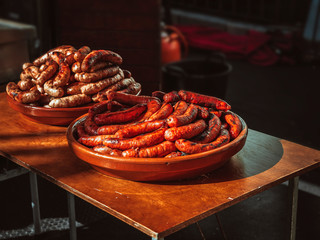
[{"x1": 1, "y1": 92, "x2": 320, "y2": 238}]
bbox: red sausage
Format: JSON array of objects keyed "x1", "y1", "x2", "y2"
[
  {"x1": 192, "y1": 112, "x2": 221, "y2": 143},
  {"x1": 224, "y1": 112, "x2": 242, "y2": 139},
  {"x1": 92, "y1": 145, "x2": 122, "y2": 156},
  {"x1": 115, "y1": 120, "x2": 166, "y2": 138},
  {"x1": 147, "y1": 102, "x2": 173, "y2": 121},
  {"x1": 84, "y1": 115, "x2": 99, "y2": 135},
  {"x1": 74, "y1": 46, "x2": 91, "y2": 62},
  {"x1": 175, "y1": 129, "x2": 230, "y2": 154},
  {"x1": 122, "y1": 141, "x2": 177, "y2": 158},
  {"x1": 166, "y1": 103, "x2": 198, "y2": 127},
  {"x1": 163, "y1": 91, "x2": 180, "y2": 103},
  {"x1": 103, "y1": 128, "x2": 166, "y2": 150},
  {"x1": 164, "y1": 119, "x2": 207, "y2": 141},
  {"x1": 178, "y1": 90, "x2": 231, "y2": 111},
  {"x1": 75, "y1": 66, "x2": 119, "y2": 83},
  {"x1": 94, "y1": 103, "x2": 147, "y2": 125},
  {"x1": 164, "y1": 151, "x2": 184, "y2": 158},
  {"x1": 107, "y1": 91, "x2": 160, "y2": 106},
  {"x1": 78, "y1": 134, "x2": 115, "y2": 147}
]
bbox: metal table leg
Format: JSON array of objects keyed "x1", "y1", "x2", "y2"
[
  {"x1": 288, "y1": 176, "x2": 299, "y2": 240},
  {"x1": 29, "y1": 172, "x2": 41, "y2": 235},
  {"x1": 67, "y1": 192, "x2": 77, "y2": 240}
]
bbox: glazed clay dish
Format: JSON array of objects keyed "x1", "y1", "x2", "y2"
[{"x1": 67, "y1": 114, "x2": 248, "y2": 182}]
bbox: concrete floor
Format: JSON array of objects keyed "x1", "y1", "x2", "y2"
[{"x1": 0, "y1": 55, "x2": 320, "y2": 240}]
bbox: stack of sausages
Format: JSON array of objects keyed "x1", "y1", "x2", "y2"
[
  {"x1": 76, "y1": 90, "x2": 243, "y2": 158},
  {"x1": 6, "y1": 45, "x2": 141, "y2": 108}
]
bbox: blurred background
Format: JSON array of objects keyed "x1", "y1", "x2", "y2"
[{"x1": 0, "y1": 0, "x2": 319, "y2": 239}]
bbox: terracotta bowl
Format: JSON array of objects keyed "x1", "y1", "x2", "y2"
[
  {"x1": 67, "y1": 113, "x2": 248, "y2": 182},
  {"x1": 7, "y1": 95, "x2": 92, "y2": 126}
]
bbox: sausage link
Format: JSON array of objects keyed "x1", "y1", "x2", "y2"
[
  {"x1": 103, "y1": 128, "x2": 166, "y2": 150},
  {"x1": 84, "y1": 115, "x2": 99, "y2": 135},
  {"x1": 115, "y1": 120, "x2": 166, "y2": 138},
  {"x1": 78, "y1": 134, "x2": 115, "y2": 147},
  {"x1": 75, "y1": 66, "x2": 119, "y2": 83},
  {"x1": 80, "y1": 72, "x2": 123, "y2": 95},
  {"x1": 164, "y1": 151, "x2": 184, "y2": 158},
  {"x1": 94, "y1": 103, "x2": 147, "y2": 125},
  {"x1": 71, "y1": 61, "x2": 82, "y2": 73},
  {"x1": 118, "y1": 82, "x2": 141, "y2": 95},
  {"x1": 178, "y1": 90, "x2": 231, "y2": 111},
  {"x1": 66, "y1": 82, "x2": 87, "y2": 95},
  {"x1": 73, "y1": 46, "x2": 91, "y2": 62},
  {"x1": 224, "y1": 112, "x2": 242, "y2": 139},
  {"x1": 97, "y1": 124, "x2": 131, "y2": 135},
  {"x1": 6, "y1": 82, "x2": 41, "y2": 103},
  {"x1": 107, "y1": 77, "x2": 135, "y2": 92},
  {"x1": 107, "y1": 91, "x2": 160, "y2": 106},
  {"x1": 48, "y1": 94, "x2": 91, "y2": 108},
  {"x1": 44, "y1": 79, "x2": 65, "y2": 98},
  {"x1": 151, "y1": 90, "x2": 166, "y2": 101},
  {"x1": 169, "y1": 101, "x2": 189, "y2": 117},
  {"x1": 22, "y1": 62, "x2": 33, "y2": 70},
  {"x1": 53, "y1": 62, "x2": 71, "y2": 87},
  {"x1": 138, "y1": 99, "x2": 162, "y2": 122},
  {"x1": 87, "y1": 62, "x2": 113, "y2": 73},
  {"x1": 76, "y1": 123, "x2": 89, "y2": 138},
  {"x1": 123, "y1": 69, "x2": 132, "y2": 78},
  {"x1": 36, "y1": 60, "x2": 58, "y2": 86},
  {"x1": 195, "y1": 105, "x2": 209, "y2": 119},
  {"x1": 93, "y1": 145, "x2": 122, "y2": 156},
  {"x1": 81, "y1": 50, "x2": 123, "y2": 72},
  {"x1": 164, "y1": 119, "x2": 207, "y2": 141},
  {"x1": 166, "y1": 103, "x2": 198, "y2": 127},
  {"x1": 175, "y1": 129, "x2": 230, "y2": 154},
  {"x1": 17, "y1": 79, "x2": 34, "y2": 91},
  {"x1": 147, "y1": 102, "x2": 173, "y2": 121},
  {"x1": 163, "y1": 91, "x2": 180, "y2": 103},
  {"x1": 88, "y1": 100, "x2": 124, "y2": 116},
  {"x1": 192, "y1": 112, "x2": 221, "y2": 143},
  {"x1": 122, "y1": 141, "x2": 176, "y2": 158}
]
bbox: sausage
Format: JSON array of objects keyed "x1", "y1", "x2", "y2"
[
  {"x1": 97, "y1": 124, "x2": 127, "y2": 135},
  {"x1": 147, "y1": 102, "x2": 173, "y2": 121},
  {"x1": 92, "y1": 145, "x2": 122, "y2": 156},
  {"x1": 87, "y1": 62, "x2": 113, "y2": 73},
  {"x1": 115, "y1": 120, "x2": 166, "y2": 138},
  {"x1": 53, "y1": 62, "x2": 71, "y2": 87},
  {"x1": 210, "y1": 110, "x2": 223, "y2": 118},
  {"x1": 22, "y1": 62, "x2": 33, "y2": 70},
  {"x1": 76, "y1": 123, "x2": 89, "y2": 138},
  {"x1": 75, "y1": 66, "x2": 119, "y2": 83},
  {"x1": 123, "y1": 69, "x2": 131, "y2": 78},
  {"x1": 73, "y1": 46, "x2": 91, "y2": 62},
  {"x1": 48, "y1": 94, "x2": 91, "y2": 108},
  {"x1": 39, "y1": 63, "x2": 48, "y2": 72},
  {"x1": 81, "y1": 50, "x2": 123, "y2": 72},
  {"x1": 65, "y1": 51, "x2": 76, "y2": 66},
  {"x1": 164, "y1": 119, "x2": 207, "y2": 141},
  {"x1": 192, "y1": 112, "x2": 221, "y2": 143},
  {"x1": 164, "y1": 151, "x2": 184, "y2": 158},
  {"x1": 88, "y1": 100, "x2": 124, "y2": 116},
  {"x1": 80, "y1": 72, "x2": 123, "y2": 95},
  {"x1": 24, "y1": 66, "x2": 40, "y2": 79},
  {"x1": 221, "y1": 122, "x2": 229, "y2": 129},
  {"x1": 224, "y1": 112, "x2": 242, "y2": 139},
  {"x1": 66, "y1": 82, "x2": 87, "y2": 95},
  {"x1": 78, "y1": 134, "x2": 115, "y2": 147},
  {"x1": 33, "y1": 45, "x2": 76, "y2": 66},
  {"x1": 51, "y1": 51, "x2": 66, "y2": 65},
  {"x1": 84, "y1": 115, "x2": 99, "y2": 135},
  {"x1": 43, "y1": 79, "x2": 65, "y2": 98},
  {"x1": 118, "y1": 82, "x2": 141, "y2": 95},
  {"x1": 195, "y1": 105, "x2": 209, "y2": 119},
  {"x1": 138, "y1": 99, "x2": 162, "y2": 122},
  {"x1": 94, "y1": 103, "x2": 147, "y2": 125},
  {"x1": 17, "y1": 79, "x2": 34, "y2": 91},
  {"x1": 107, "y1": 91, "x2": 161, "y2": 106},
  {"x1": 175, "y1": 129, "x2": 230, "y2": 154},
  {"x1": 169, "y1": 101, "x2": 189, "y2": 117},
  {"x1": 178, "y1": 90, "x2": 231, "y2": 111},
  {"x1": 7, "y1": 83, "x2": 41, "y2": 104},
  {"x1": 122, "y1": 141, "x2": 176, "y2": 158},
  {"x1": 71, "y1": 61, "x2": 82, "y2": 73},
  {"x1": 103, "y1": 128, "x2": 166, "y2": 150},
  {"x1": 151, "y1": 90, "x2": 166, "y2": 101},
  {"x1": 166, "y1": 103, "x2": 198, "y2": 127},
  {"x1": 163, "y1": 91, "x2": 180, "y2": 103},
  {"x1": 106, "y1": 77, "x2": 135, "y2": 92},
  {"x1": 36, "y1": 60, "x2": 58, "y2": 86}
]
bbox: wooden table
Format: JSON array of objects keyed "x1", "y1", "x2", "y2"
[{"x1": 1, "y1": 92, "x2": 320, "y2": 240}]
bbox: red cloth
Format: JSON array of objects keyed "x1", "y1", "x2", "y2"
[{"x1": 176, "y1": 25, "x2": 295, "y2": 66}]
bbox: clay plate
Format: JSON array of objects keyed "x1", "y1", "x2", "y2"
[
  {"x1": 7, "y1": 95, "x2": 92, "y2": 126},
  {"x1": 67, "y1": 113, "x2": 248, "y2": 182}
]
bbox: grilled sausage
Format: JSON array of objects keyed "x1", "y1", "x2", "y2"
[
  {"x1": 175, "y1": 129, "x2": 230, "y2": 154},
  {"x1": 53, "y1": 62, "x2": 71, "y2": 87},
  {"x1": 166, "y1": 103, "x2": 198, "y2": 127},
  {"x1": 107, "y1": 91, "x2": 161, "y2": 106},
  {"x1": 122, "y1": 141, "x2": 176, "y2": 158},
  {"x1": 178, "y1": 90, "x2": 231, "y2": 111},
  {"x1": 74, "y1": 46, "x2": 91, "y2": 62},
  {"x1": 92, "y1": 145, "x2": 122, "y2": 156},
  {"x1": 224, "y1": 112, "x2": 242, "y2": 139},
  {"x1": 147, "y1": 102, "x2": 173, "y2": 121},
  {"x1": 48, "y1": 94, "x2": 91, "y2": 108},
  {"x1": 43, "y1": 79, "x2": 65, "y2": 98},
  {"x1": 163, "y1": 91, "x2": 180, "y2": 103},
  {"x1": 164, "y1": 119, "x2": 207, "y2": 141},
  {"x1": 78, "y1": 134, "x2": 115, "y2": 147},
  {"x1": 81, "y1": 50, "x2": 123, "y2": 72},
  {"x1": 192, "y1": 112, "x2": 221, "y2": 143},
  {"x1": 115, "y1": 120, "x2": 166, "y2": 138},
  {"x1": 36, "y1": 60, "x2": 58, "y2": 86},
  {"x1": 75, "y1": 66, "x2": 119, "y2": 83}
]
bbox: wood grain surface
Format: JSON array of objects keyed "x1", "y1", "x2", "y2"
[{"x1": 1, "y1": 92, "x2": 320, "y2": 238}]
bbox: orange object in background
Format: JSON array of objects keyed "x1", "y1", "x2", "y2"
[{"x1": 161, "y1": 25, "x2": 188, "y2": 65}]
